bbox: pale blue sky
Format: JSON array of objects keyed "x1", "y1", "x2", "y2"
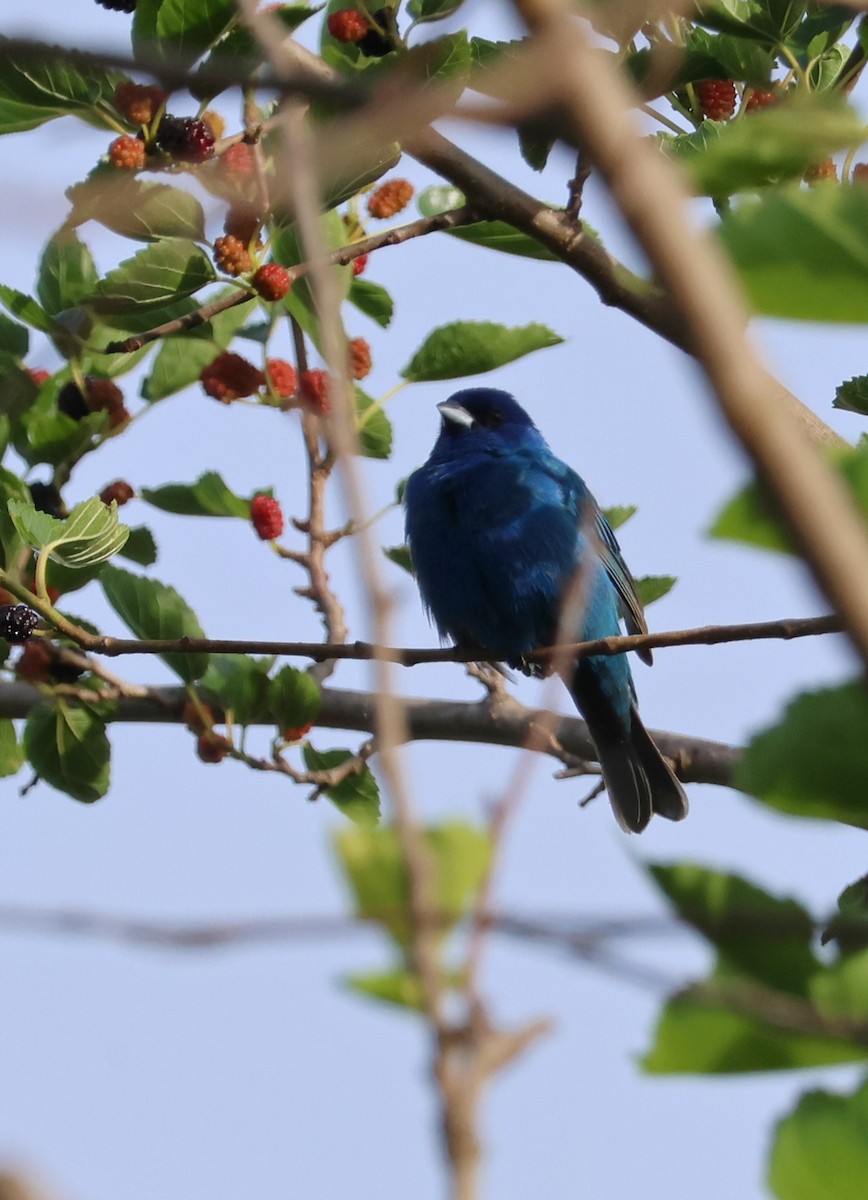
[{"x1": 1, "y1": 4, "x2": 866, "y2": 1199}]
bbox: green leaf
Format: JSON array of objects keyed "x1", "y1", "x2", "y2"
[
  {"x1": 67, "y1": 177, "x2": 207, "y2": 244},
  {"x1": 0, "y1": 37, "x2": 126, "y2": 135},
  {"x1": 333, "y1": 821, "x2": 491, "y2": 947},
  {"x1": 118, "y1": 525, "x2": 158, "y2": 567},
  {"x1": 0, "y1": 719, "x2": 24, "y2": 778},
  {"x1": 37, "y1": 232, "x2": 98, "y2": 318},
  {"x1": 835, "y1": 375, "x2": 868, "y2": 416},
  {"x1": 663, "y1": 98, "x2": 864, "y2": 197},
  {"x1": 401, "y1": 320, "x2": 564, "y2": 382},
  {"x1": 0, "y1": 313, "x2": 29, "y2": 357},
  {"x1": 407, "y1": 0, "x2": 467, "y2": 23},
  {"x1": 769, "y1": 1078, "x2": 868, "y2": 1200},
  {"x1": 634, "y1": 574, "x2": 676, "y2": 607},
  {"x1": 134, "y1": 0, "x2": 237, "y2": 66},
  {"x1": 23, "y1": 700, "x2": 110, "y2": 803},
  {"x1": 601, "y1": 504, "x2": 637, "y2": 530},
  {"x1": 304, "y1": 745, "x2": 381, "y2": 826},
  {"x1": 0, "y1": 463, "x2": 31, "y2": 569},
  {"x1": 201, "y1": 655, "x2": 272, "y2": 725},
  {"x1": 344, "y1": 967, "x2": 428, "y2": 1011},
  {"x1": 720, "y1": 185, "x2": 868, "y2": 322},
  {"x1": 643, "y1": 989, "x2": 868, "y2": 1074},
  {"x1": 0, "y1": 285, "x2": 54, "y2": 333},
  {"x1": 272, "y1": 214, "x2": 352, "y2": 352},
  {"x1": 140, "y1": 471, "x2": 252, "y2": 518},
  {"x1": 810, "y1": 950, "x2": 868, "y2": 1023},
  {"x1": 384, "y1": 544, "x2": 412, "y2": 574},
  {"x1": 89, "y1": 239, "x2": 216, "y2": 314},
  {"x1": 355, "y1": 388, "x2": 392, "y2": 459},
  {"x1": 269, "y1": 666, "x2": 321, "y2": 732},
  {"x1": 417, "y1": 187, "x2": 559, "y2": 260},
  {"x1": 100, "y1": 564, "x2": 209, "y2": 683},
  {"x1": 8, "y1": 496, "x2": 130, "y2": 568},
  {"x1": 710, "y1": 476, "x2": 793, "y2": 553},
  {"x1": 736, "y1": 682, "x2": 868, "y2": 828},
  {"x1": 648, "y1": 862, "x2": 818, "y2": 995},
  {"x1": 823, "y1": 875, "x2": 868, "y2": 955},
  {"x1": 348, "y1": 278, "x2": 394, "y2": 328}
]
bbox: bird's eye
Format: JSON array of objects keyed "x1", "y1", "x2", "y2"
[{"x1": 478, "y1": 408, "x2": 504, "y2": 430}]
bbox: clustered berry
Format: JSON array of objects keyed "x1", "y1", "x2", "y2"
[
  {"x1": 853, "y1": 163, "x2": 868, "y2": 184},
  {"x1": 95, "y1": 0, "x2": 137, "y2": 11},
  {"x1": 348, "y1": 337, "x2": 372, "y2": 381},
  {"x1": 696, "y1": 79, "x2": 737, "y2": 121},
  {"x1": 250, "y1": 494, "x2": 284, "y2": 541},
  {"x1": 27, "y1": 368, "x2": 51, "y2": 387},
  {"x1": 253, "y1": 263, "x2": 291, "y2": 301},
  {"x1": 220, "y1": 142, "x2": 256, "y2": 177},
  {"x1": 352, "y1": 253, "x2": 368, "y2": 277},
  {"x1": 0, "y1": 604, "x2": 39, "y2": 644},
  {"x1": 29, "y1": 481, "x2": 65, "y2": 519},
  {"x1": 357, "y1": 7, "x2": 399, "y2": 57},
  {"x1": 59, "y1": 377, "x2": 130, "y2": 429},
  {"x1": 367, "y1": 178, "x2": 414, "y2": 219},
  {"x1": 213, "y1": 234, "x2": 252, "y2": 276},
  {"x1": 200, "y1": 353, "x2": 265, "y2": 402},
  {"x1": 114, "y1": 82, "x2": 166, "y2": 125},
  {"x1": 15, "y1": 640, "x2": 83, "y2": 684},
  {"x1": 266, "y1": 358, "x2": 297, "y2": 399},
  {"x1": 745, "y1": 88, "x2": 777, "y2": 113},
  {"x1": 109, "y1": 135, "x2": 146, "y2": 171},
  {"x1": 196, "y1": 732, "x2": 232, "y2": 763},
  {"x1": 299, "y1": 369, "x2": 332, "y2": 417},
  {"x1": 100, "y1": 480, "x2": 135, "y2": 507},
  {"x1": 156, "y1": 115, "x2": 216, "y2": 164},
  {"x1": 182, "y1": 700, "x2": 214, "y2": 735},
  {"x1": 805, "y1": 159, "x2": 837, "y2": 185},
  {"x1": 224, "y1": 204, "x2": 262, "y2": 245},
  {"x1": 327, "y1": 9, "x2": 370, "y2": 42}
]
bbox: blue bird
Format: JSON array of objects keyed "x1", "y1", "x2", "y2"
[{"x1": 404, "y1": 387, "x2": 688, "y2": 833}]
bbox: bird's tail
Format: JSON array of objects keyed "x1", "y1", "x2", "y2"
[{"x1": 568, "y1": 667, "x2": 689, "y2": 833}]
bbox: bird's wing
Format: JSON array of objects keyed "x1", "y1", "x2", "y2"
[{"x1": 541, "y1": 456, "x2": 652, "y2": 665}]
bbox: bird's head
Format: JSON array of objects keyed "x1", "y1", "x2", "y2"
[{"x1": 433, "y1": 388, "x2": 542, "y2": 455}]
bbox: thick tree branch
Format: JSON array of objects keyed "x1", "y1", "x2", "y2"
[{"x1": 0, "y1": 681, "x2": 741, "y2": 788}]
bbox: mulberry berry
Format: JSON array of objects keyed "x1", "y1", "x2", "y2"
[
  {"x1": 202, "y1": 110, "x2": 226, "y2": 140},
  {"x1": 109, "y1": 135, "x2": 146, "y2": 170},
  {"x1": 352, "y1": 253, "x2": 369, "y2": 277},
  {"x1": 696, "y1": 79, "x2": 736, "y2": 122},
  {"x1": 113, "y1": 82, "x2": 166, "y2": 125},
  {"x1": 85, "y1": 377, "x2": 130, "y2": 429},
  {"x1": 221, "y1": 142, "x2": 256, "y2": 176},
  {"x1": 745, "y1": 88, "x2": 778, "y2": 113},
  {"x1": 196, "y1": 732, "x2": 232, "y2": 763},
  {"x1": 282, "y1": 721, "x2": 313, "y2": 742},
  {"x1": 805, "y1": 159, "x2": 837, "y2": 185},
  {"x1": 200, "y1": 353, "x2": 265, "y2": 402},
  {"x1": 95, "y1": 0, "x2": 137, "y2": 11},
  {"x1": 357, "y1": 8, "x2": 399, "y2": 57},
  {"x1": 100, "y1": 480, "x2": 135, "y2": 507},
  {"x1": 368, "y1": 178, "x2": 414, "y2": 219},
  {"x1": 214, "y1": 234, "x2": 252, "y2": 276},
  {"x1": 250, "y1": 494, "x2": 284, "y2": 541},
  {"x1": 299, "y1": 369, "x2": 332, "y2": 417},
  {"x1": 156, "y1": 115, "x2": 215, "y2": 163},
  {"x1": 0, "y1": 604, "x2": 39, "y2": 644},
  {"x1": 29, "y1": 482, "x2": 65, "y2": 519},
  {"x1": 266, "y1": 359, "x2": 298, "y2": 399},
  {"x1": 327, "y1": 9, "x2": 370, "y2": 42},
  {"x1": 28, "y1": 368, "x2": 51, "y2": 387},
  {"x1": 348, "y1": 337, "x2": 372, "y2": 381},
  {"x1": 853, "y1": 163, "x2": 868, "y2": 184},
  {"x1": 253, "y1": 264, "x2": 291, "y2": 301}
]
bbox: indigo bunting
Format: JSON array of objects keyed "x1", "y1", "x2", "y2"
[{"x1": 404, "y1": 388, "x2": 688, "y2": 833}]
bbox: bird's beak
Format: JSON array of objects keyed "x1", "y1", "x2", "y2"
[{"x1": 437, "y1": 400, "x2": 475, "y2": 429}]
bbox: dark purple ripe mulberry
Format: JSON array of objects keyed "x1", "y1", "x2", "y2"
[
  {"x1": 0, "y1": 604, "x2": 39, "y2": 644},
  {"x1": 95, "y1": 0, "x2": 137, "y2": 11},
  {"x1": 156, "y1": 115, "x2": 216, "y2": 164}
]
